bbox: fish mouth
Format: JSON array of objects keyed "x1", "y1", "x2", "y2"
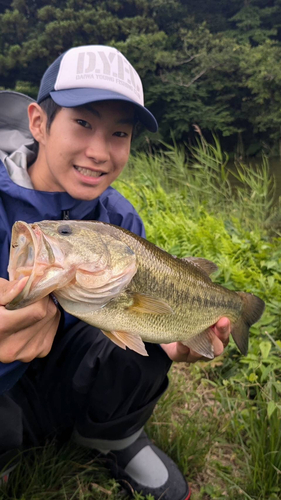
[
  {"x1": 7, "y1": 221, "x2": 73, "y2": 310},
  {"x1": 8, "y1": 221, "x2": 39, "y2": 282}
]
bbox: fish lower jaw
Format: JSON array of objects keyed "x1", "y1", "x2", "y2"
[
  {"x1": 11, "y1": 265, "x2": 47, "y2": 281},
  {"x1": 74, "y1": 166, "x2": 105, "y2": 178},
  {"x1": 10, "y1": 267, "x2": 33, "y2": 280}
]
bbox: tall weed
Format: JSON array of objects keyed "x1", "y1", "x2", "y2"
[
  {"x1": 120, "y1": 135, "x2": 278, "y2": 228},
  {"x1": 215, "y1": 380, "x2": 281, "y2": 499}
]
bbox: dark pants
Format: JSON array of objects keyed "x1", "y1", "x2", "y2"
[{"x1": 0, "y1": 321, "x2": 172, "y2": 470}]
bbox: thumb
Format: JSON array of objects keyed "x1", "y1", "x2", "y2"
[{"x1": 0, "y1": 277, "x2": 29, "y2": 306}]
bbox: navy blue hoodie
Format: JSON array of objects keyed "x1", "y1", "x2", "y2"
[{"x1": 0, "y1": 160, "x2": 145, "y2": 394}]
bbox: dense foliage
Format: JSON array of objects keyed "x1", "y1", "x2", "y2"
[
  {"x1": 114, "y1": 140, "x2": 281, "y2": 389},
  {"x1": 1, "y1": 0, "x2": 281, "y2": 154}
]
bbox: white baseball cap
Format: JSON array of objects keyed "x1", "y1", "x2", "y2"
[{"x1": 37, "y1": 45, "x2": 158, "y2": 132}]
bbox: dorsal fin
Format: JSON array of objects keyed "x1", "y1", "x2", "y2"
[{"x1": 182, "y1": 257, "x2": 218, "y2": 276}]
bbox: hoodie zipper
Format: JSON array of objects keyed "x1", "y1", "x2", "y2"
[{"x1": 62, "y1": 210, "x2": 70, "y2": 220}]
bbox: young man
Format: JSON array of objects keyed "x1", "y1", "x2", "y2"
[{"x1": 0, "y1": 45, "x2": 230, "y2": 499}]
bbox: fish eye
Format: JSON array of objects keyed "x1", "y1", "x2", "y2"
[{"x1": 58, "y1": 225, "x2": 72, "y2": 235}]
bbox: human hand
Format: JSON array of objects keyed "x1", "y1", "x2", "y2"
[
  {"x1": 0, "y1": 277, "x2": 60, "y2": 363},
  {"x1": 160, "y1": 317, "x2": 231, "y2": 363}
]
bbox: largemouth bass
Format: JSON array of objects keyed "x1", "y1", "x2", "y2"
[{"x1": 7, "y1": 220, "x2": 265, "y2": 358}]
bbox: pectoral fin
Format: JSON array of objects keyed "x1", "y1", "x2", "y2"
[
  {"x1": 128, "y1": 293, "x2": 173, "y2": 315},
  {"x1": 101, "y1": 329, "x2": 148, "y2": 356},
  {"x1": 181, "y1": 328, "x2": 216, "y2": 359}
]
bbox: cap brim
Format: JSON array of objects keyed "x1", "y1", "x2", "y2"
[{"x1": 50, "y1": 88, "x2": 158, "y2": 132}]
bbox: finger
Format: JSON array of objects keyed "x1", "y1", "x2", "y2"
[
  {"x1": 0, "y1": 277, "x2": 29, "y2": 306},
  {"x1": 161, "y1": 342, "x2": 191, "y2": 362},
  {"x1": 0, "y1": 295, "x2": 57, "y2": 336},
  {"x1": 185, "y1": 349, "x2": 204, "y2": 363},
  {"x1": 212, "y1": 317, "x2": 230, "y2": 346},
  {"x1": 171, "y1": 342, "x2": 204, "y2": 363},
  {"x1": 211, "y1": 334, "x2": 225, "y2": 357},
  {"x1": 174, "y1": 343, "x2": 192, "y2": 362},
  {"x1": 17, "y1": 308, "x2": 61, "y2": 362},
  {"x1": 0, "y1": 304, "x2": 60, "y2": 363}
]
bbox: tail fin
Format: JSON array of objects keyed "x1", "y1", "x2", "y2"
[{"x1": 231, "y1": 292, "x2": 265, "y2": 355}]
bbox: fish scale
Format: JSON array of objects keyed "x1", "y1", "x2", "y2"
[{"x1": 7, "y1": 220, "x2": 265, "y2": 358}]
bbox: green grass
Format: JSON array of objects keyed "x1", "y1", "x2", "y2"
[
  {"x1": 0, "y1": 443, "x2": 122, "y2": 499},
  {"x1": 2, "y1": 370, "x2": 280, "y2": 499},
  {"x1": 1, "y1": 138, "x2": 280, "y2": 500}
]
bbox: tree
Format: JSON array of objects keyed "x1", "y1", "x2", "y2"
[{"x1": 1, "y1": 0, "x2": 281, "y2": 154}]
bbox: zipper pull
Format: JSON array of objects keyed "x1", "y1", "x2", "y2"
[{"x1": 62, "y1": 210, "x2": 70, "y2": 220}]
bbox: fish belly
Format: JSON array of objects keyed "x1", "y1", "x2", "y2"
[{"x1": 68, "y1": 293, "x2": 241, "y2": 345}]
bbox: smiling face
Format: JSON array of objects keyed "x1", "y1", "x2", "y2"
[{"x1": 28, "y1": 100, "x2": 135, "y2": 200}]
